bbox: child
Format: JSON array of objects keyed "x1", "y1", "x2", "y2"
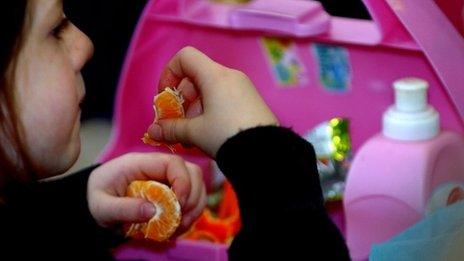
[
  {"x1": 0, "y1": 1, "x2": 205, "y2": 259},
  {"x1": 2, "y1": 1, "x2": 349, "y2": 260},
  {"x1": 146, "y1": 47, "x2": 350, "y2": 260}
]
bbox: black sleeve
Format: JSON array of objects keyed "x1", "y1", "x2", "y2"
[
  {"x1": 36, "y1": 165, "x2": 126, "y2": 250},
  {"x1": 216, "y1": 126, "x2": 350, "y2": 260}
]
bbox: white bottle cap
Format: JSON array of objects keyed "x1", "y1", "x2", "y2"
[
  {"x1": 382, "y1": 78, "x2": 440, "y2": 141},
  {"x1": 394, "y1": 78, "x2": 428, "y2": 112}
]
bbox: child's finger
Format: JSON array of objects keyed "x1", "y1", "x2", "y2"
[
  {"x1": 149, "y1": 117, "x2": 198, "y2": 146},
  {"x1": 180, "y1": 185, "x2": 207, "y2": 230},
  {"x1": 158, "y1": 67, "x2": 182, "y2": 92},
  {"x1": 96, "y1": 195, "x2": 156, "y2": 225},
  {"x1": 116, "y1": 153, "x2": 192, "y2": 206},
  {"x1": 185, "y1": 98, "x2": 203, "y2": 118},
  {"x1": 177, "y1": 77, "x2": 198, "y2": 104},
  {"x1": 182, "y1": 163, "x2": 205, "y2": 212},
  {"x1": 164, "y1": 46, "x2": 224, "y2": 94},
  {"x1": 165, "y1": 155, "x2": 192, "y2": 207}
]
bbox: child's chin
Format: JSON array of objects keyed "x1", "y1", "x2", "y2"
[
  {"x1": 45, "y1": 145, "x2": 81, "y2": 178},
  {"x1": 63, "y1": 142, "x2": 81, "y2": 170}
]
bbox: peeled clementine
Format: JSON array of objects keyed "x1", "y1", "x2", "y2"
[
  {"x1": 142, "y1": 87, "x2": 185, "y2": 150},
  {"x1": 125, "y1": 180, "x2": 181, "y2": 242},
  {"x1": 153, "y1": 87, "x2": 185, "y2": 120}
]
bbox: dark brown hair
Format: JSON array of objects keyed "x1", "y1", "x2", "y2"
[{"x1": 0, "y1": 0, "x2": 36, "y2": 188}]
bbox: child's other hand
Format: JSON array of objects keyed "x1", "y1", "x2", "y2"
[
  {"x1": 147, "y1": 47, "x2": 279, "y2": 158},
  {"x1": 87, "y1": 152, "x2": 207, "y2": 234}
]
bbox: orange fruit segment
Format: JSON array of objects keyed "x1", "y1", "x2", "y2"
[
  {"x1": 125, "y1": 180, "x2": 182, "y2": 242},
  {"x1": 182, "y1": 181, "x2": 241, "y2": 244},
  {"x1": 142, "y1": 87, "x2": 185, "y2": 150},
  {"x1": 153, "y1": 87, "x2": 185, "y2": 120}
]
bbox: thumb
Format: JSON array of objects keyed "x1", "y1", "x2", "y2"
[
  {"x1": 96, "y1": 196, "x2": 156, "y2": 226},
  {"x1": 148, "y1": 118, "x2": 194, "y2": 145}
]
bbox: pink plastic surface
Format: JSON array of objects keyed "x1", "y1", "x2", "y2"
[
  {"x1": 344, "y1": 1, "x2": 464, "y2": 259},
  {"x1": 344, "y1": 132, "x2": 464, "y2": 260},
  {"x1": 385, "y1": 0, "x2": 464, "y2": 127},
  {"x1": 97, "y1": 0, "x2": 464, "y2": 260},
  {"x1": 346, "y1": 197, "x2": 421, "y2": 260},
  {"x1": 229, "y1": 0, "x2": 330, "y2": 36},
  {"x1": 435, "y1": 0, "x2": 464, "y2": 37},
  {"x1": 149, "y1": 0, "x2": 330, "y2": 37},
  {"x1": 113, "y1": 240, "x2": 228, "y2": 261}
]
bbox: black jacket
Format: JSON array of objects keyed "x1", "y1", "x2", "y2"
[{"x1": 0, "y1": 126, "x2": 349, "y2": 260}]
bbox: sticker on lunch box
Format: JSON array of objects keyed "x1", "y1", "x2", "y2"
[
  {"x1": 312, "y1": 43, "x2": 351, "y2": 92},
  {"x1": 261, "y1": 37, "x2": 308, "y2": 86}
]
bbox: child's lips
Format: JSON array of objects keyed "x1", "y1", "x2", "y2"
[{"x1": 79, "y1": 96, "x2": 85, "y2": 109}]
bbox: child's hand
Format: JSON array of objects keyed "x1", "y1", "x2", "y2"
[
  {"x1": 147, "y1": 47, "x2": 279, "y2": 157},
  {"x1": 87, "y1": 152, "x2": 207, "y2": 234}
]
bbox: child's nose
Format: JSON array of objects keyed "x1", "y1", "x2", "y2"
[{"x1": 68, "y1": 24, "x2": 94, "y2": 71}]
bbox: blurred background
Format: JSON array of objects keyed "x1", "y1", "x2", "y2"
[{"x1": 63, "y1": 0, "x2": 370, "y2": 173}]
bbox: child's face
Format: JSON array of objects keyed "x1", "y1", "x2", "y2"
[{"x1": 14, "y1": 0, "x2": 94, "y2": 177}]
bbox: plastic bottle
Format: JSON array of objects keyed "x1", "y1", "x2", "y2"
[{"x1": 344, "y1": 78, "x2": 464, "y2": 260}]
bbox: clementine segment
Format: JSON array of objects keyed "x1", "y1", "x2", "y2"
[
  {"x1": 142, "y1": 87, "x2": 185, "y2": 150},
  {"x1": 182, "y1": 181, "x2": 241, "y2": 244},
  {"x1": 125, "y1": 180, "x2": 181, "y2": 242},
  {"x1": 153, "y1": 87, "x2": 185, "y2": 120}
]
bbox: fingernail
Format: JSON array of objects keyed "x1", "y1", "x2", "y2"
[
  {"x1": 141, "y1": 203, "x2": 156, "y2": 219},
  {"x1": 148, "y1": 124, "x2": 163, "y2": 140}
]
